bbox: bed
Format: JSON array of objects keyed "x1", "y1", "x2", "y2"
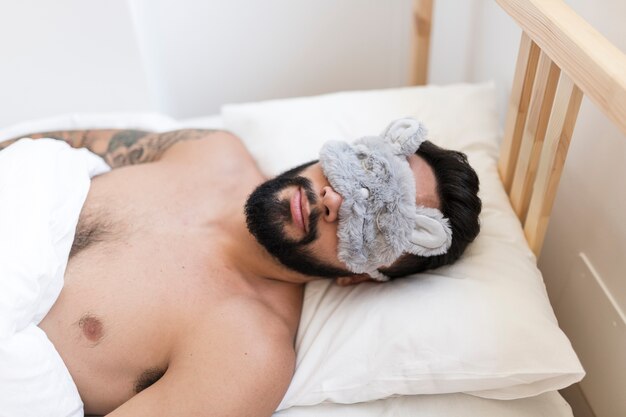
[{"x1": 0, "y1": 0, "x2": 624, "y2": 416}]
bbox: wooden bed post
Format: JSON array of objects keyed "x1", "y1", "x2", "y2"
[{"x1": 410, "y1": 0, "x2": 433, "y2": 86}]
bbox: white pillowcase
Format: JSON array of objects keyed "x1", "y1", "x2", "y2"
[
  {"x1": 222, "y1": 83, "x2": 501, "y2": 176},
  {"x1": 220, "y1": 83, "x2": 584, "y2": 410}
]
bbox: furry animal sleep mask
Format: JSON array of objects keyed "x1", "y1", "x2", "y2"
[{"x1": 319, "y1": 118, "x2": 452, "y2": 282}]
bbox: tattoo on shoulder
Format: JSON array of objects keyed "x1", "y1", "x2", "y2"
[
  {"x1": 105, "y1": 129, "x2": 219, "y2": 168},
  {"x1": 108, "y1": 130, "x2": 150, "y2": 152}
]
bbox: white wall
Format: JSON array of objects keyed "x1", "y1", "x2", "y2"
[
  {"x1": 428, "y1": 0, "x2": 521, "y2": 122},
  {"x1": 128, "y1": 0, "x2": 413, "y2": 118},
  {"x1": 0, "y1": 0, "x2": 414, "y2": 125},
  {"x1": 0, "y1": 0, "x2": 153, "y2": 127}
]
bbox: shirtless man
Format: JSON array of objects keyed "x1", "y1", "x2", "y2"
[{"x1": 0, "y1": 127, "x2": 480, "y2": 416}]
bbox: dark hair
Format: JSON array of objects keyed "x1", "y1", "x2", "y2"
[{"x1": 380, "y1": 140, "x2": 481, "y2": 278}]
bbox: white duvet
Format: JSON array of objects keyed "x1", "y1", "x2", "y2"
[{"x1": 0, "y1": 139, "x2": 109, "y2": 417}]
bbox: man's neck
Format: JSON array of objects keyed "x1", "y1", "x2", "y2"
[{"x1": 211, "y1": 207, "x2": 308, "y2": 337}]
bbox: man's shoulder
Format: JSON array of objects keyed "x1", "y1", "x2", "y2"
[
  {"x1": 159, "y1": 129, "x2": 255, "y2": 164},
  {"x1": 156, "y1": 129, "x2": 264, "y2": 185},
  {"x1": 167, "y1": 297, "x2": 295, "y2": 414}
]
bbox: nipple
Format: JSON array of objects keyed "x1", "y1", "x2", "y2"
[{"x1": 78, "y1": 313, "x2": 104, "y2": 343}]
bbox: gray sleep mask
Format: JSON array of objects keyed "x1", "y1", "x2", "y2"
[{"x1": 319, "y1": 118, "x2": 452, "y2": 281}]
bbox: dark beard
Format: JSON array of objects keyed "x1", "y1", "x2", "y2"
[{"x1": 245, "y1": 161, "x2": 351, "y2": 278}]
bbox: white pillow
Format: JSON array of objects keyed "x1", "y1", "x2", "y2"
[
  {"x1": 221, "y1": 83, "x2": 584, "y2": 410},
  {"x1": 222, "y1": 83, "x2": 501, "y2": 176}
]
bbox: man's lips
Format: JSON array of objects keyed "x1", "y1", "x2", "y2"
[{"x1": 290, "y1": 187, "x2": 305, "y2": 233}]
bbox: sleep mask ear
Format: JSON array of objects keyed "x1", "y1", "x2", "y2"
[
  {"x1": 380, "y1": 118, "x2": 428, "y2": 156},
  {"x1": 407, "y1": 206, "x2": 453, "y2": 257}
]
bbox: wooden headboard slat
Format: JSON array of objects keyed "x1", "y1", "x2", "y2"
[
  {"x1": 509, "y1": 51, "x2": 560, "y2": 222},
  {"x1": 495, "y1": 0, "x2": 626, "y2": 137},
  {"x1": 498, "y1": 33, "x2": 540, "y2": 192},
  {"x1": 524, "y1": 73, "x2": 583, "y2": 254}
]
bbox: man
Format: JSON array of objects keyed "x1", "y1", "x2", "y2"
[{"x1": 0, "y1": 126, "x2": 480, "y2": 416}]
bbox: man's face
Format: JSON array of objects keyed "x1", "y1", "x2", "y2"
[{"x1": 245, "y1": 155, "x2": 439, "y2": 279}]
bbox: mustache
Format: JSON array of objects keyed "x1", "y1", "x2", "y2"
[
  {"x1": 273, "y1": 181, "x2": 321, "y2": 245},
  {"x1": 246, "y1": 175, "x2": 320, "y2": 245}
]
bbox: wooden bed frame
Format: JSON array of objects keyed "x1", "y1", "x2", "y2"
[{"x1": 411, "y1": 0, "x2": 626, "y2": 416}]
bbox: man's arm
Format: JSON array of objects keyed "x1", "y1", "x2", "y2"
[{"x1": 0, "y1": 129, "x2": 219, "y2": 168}]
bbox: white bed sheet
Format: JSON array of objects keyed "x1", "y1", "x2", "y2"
[{"x1": 272, "y1": 391, "x2": 573, "y2": 417}]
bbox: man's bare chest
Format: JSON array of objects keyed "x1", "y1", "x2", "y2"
[
  {"x1": 63, "y1": 160, "x2": 257, "y2": 330},
  {"x1": 40, "y1": 160, "x2": 265, "y2": 414}
]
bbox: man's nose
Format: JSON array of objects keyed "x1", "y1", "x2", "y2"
[{"x1": 321, "y1": 186, "x2": 343, "y2": 222}]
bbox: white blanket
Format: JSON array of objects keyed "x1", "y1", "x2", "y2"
[{"x1": 0, "y1": 139, "x2": 109, "y2": 417}]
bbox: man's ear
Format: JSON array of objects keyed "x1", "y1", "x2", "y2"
[{"x1": 335, "y1": 274, "x2": 376, "y2": 286}]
